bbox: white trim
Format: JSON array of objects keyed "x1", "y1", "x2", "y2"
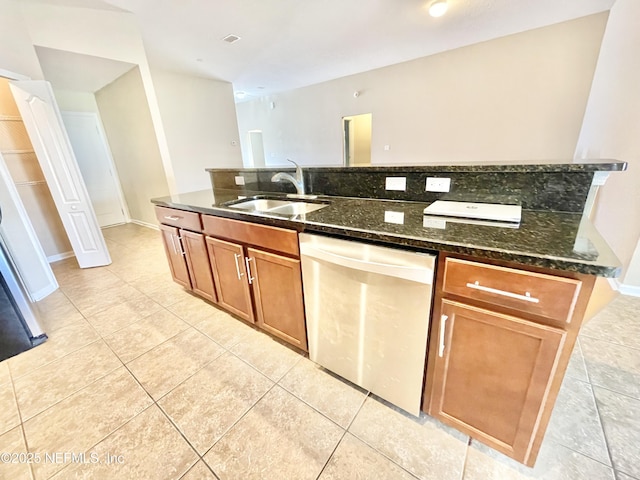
[
  {"x1": 0, "y1": 69, "x2": 30, "y2": 81},
  {"x1": 608, "y1": 278, "x2": 640, "y2": 297},
  {"x1": 29, "y1": 282, "x2": 59, "y2": 302},
  {"x1": 47, "y1": 251, "x2": 75, "y2": 263},
  {"x1": 130, "y1": 219, "x2": 159, "y2": 230}
]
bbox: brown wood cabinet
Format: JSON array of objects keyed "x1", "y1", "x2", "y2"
[
  {"x1": 203, "y1": 214, "x2": 308, "y2": 351},
  {"x1": 156, "y1": 207, "x2": 217, "y2": 302},
  {"x1": 206, "y1": 237, "x2": 254, "y2": 322},
  {"x1": 424, "y1": 254, "x2": 595, "y2": 466},
  {"x1": 248, "y1": 247, "x2": 307, "y2": 351},
  {"x1": 159, "y1": 224, "x2": 191, "y2": 289}
]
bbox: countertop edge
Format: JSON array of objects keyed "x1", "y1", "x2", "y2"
[{"x1": 151, "y1": 195, "x2": 621, "y2": 278}]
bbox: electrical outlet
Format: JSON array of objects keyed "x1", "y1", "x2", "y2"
[
  {"x1": 384, "y1": 211, "x2": 404, "y2": 224},
  {"x1": 426, "y1": 177, "x2": 451, "y2": 192},
  {"x1": 385, "y1": 177, "x2": 406, "y2": 191},
  {"x1": 234, "y1": 176, "x2": 245, "y2": 186}
]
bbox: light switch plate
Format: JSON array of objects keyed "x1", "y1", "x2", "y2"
[
  {"x1": 234, "y1": 176, "x2": 246, "y2": 186},
  {"x1": 385, "y1": 177, "x2": 406, "y2": 191},
  {"x1": 426, "y1": 177, "x2": 451, "y2": 192}
]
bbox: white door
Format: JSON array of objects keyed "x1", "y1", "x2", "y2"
[
  {"x1": 61, "y1": 112, "x2": 127, "y2": 227},
  {"x1": 9, "y1": 80, "x2": 111, "y2": 268}
]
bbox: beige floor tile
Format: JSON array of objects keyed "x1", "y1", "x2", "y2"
[
  {"x1": 0, "y1": 426, "x2": 32, "y2": 480},
  {"x1": 581, "y1": 295, "x2": 640, "y2": 350},
  {"x1": 0, "y1": 361, "x2": 10, "y2": 386},
  {"x1": 166, "y1": 295, "x2": 219, "y2": 326},
  {"x1": 33, "y1": 290, "x2": 85, "y2": 334},
  {"x1": 9, "y1": 322, "x2": 100, "y2": 379},
  {"x1": 146, "y1": 282, "x2": 193, "y2": 307},
  {"x1": 104, "y1": 309, "x2": 189, "y2": 363},
  {"x1": 50, "y1": 405, "x2": 198, "y2": 480},
  {"x1": 463, "y1": 439, "x2": 615, "y2": 480},
  {"x1": 319, "y1": 433, "x2": 416, "y2": 480},
  {"x1": 230, "y1": 330, "x2": 302, "y2": 381},
  {"x1": 204, "y1": 386, "x2": 343, "y2": 480},
  {"x1": 546, "y1": 376, "x2": 610, "y2": 465},
  {"x1": 194, "y1": 310, "x2": 255, "y2": 349},
  {"x1": 581, "y1": 337, "x2": 640, "y2": 399},
  {"x1": 159, "y1": 352, "x2": 273, "y2": 455},
  {"x1": 280, "y1": 358, "x2": 367, "y2": 428},
  {"x1": 68, "y1": 284, "x2": 152, "y2": 318},
  {"x1": 594, "y1": 387, "x2": 640, "y2": 479},
  {"x1": 14, "y1": 340, "x2": 121, "y2": 421},
  {"x1": 181, "y1": 461, "x2": 217, "y2": 480},
  {"x1": 127, "y1": 328, "x2": 225, "y2": 400},
  {"x1": 125, "y1": 271, "x2": 179, "y2": 295},
  {"x1": 349, "y1": 397, "x2": 468, "y2": 480},
  {"x1": 86, "y1": 295, "x2": 163, "y2": 336},
  {"x1": 564, "y1": 338, "x2": 589, "y2": 382},
  {"x1": 24, "y1": 366, "x2": 152, "y2": 480},
  {"x1": 0, "y1": 382, "x2": 20, "y2": 435},
  {"x1": 616, "y1": 473, "x2": 637, "y2": 480}
]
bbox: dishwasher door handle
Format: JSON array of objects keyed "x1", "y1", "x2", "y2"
[{"x1": 300, "y1": 244, "x2": 434, "y2": 284}]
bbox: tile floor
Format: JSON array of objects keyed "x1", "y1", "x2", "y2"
[{"x1": 0, "y1": 223, "x2": 638, "y2": 480}]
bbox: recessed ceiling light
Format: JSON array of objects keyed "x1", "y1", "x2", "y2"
[
  {"x1": 428, "y1": 0, "x2": 448, "y2": 17},
  {"x1": 235, "y1": 91, "x2": 246, "y2": 99},
  {"x1": 222, "y1": 34, "x2": 241, "y2": 44}
]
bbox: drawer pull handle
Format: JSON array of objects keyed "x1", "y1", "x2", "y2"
[
  {"x1": 233, "y1": 253, "x2": 244, "y2": 280},
  {"x1": 245, "y1": 257, "x2": 255, "y2": 284},
  {"x1": 438, "y1": 315, "x2": 448, "y2": 357},
  {"x1": 465, "y1": 281, "x2": 539, "y2": 303},
  {"x1": 164, "y1": 215, "x2": 181, "y2": 221}
]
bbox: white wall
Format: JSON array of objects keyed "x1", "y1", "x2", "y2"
[
  {"x1": 96, "y1": 67, "x2": 169, "y2": 226},
  {"x1": 19, "y1": 1, "x2": 178, "y2": 194},
  {"x1": 236, "y1": 13, "x2": 607, "y2": 167},
  {"x1": 53, "y1": 89, "x2": 100, "y2": 113},
  {"x1": 0, "y1": 0, "x2": 43, "y2": 80},
  {"x1": 575, "y1": 0, "x2": 640, "y2": 287},
  {"x1": 151, "y1": 69, "x2": 242, "y2": 192}
]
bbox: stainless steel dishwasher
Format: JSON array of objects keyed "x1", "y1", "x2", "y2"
[{"x1": 299, "y1": 233, "x2": 435, "y2": 416}]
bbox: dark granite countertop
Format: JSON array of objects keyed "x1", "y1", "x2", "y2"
[{"x1": 152, "y1": 189, "x2": 622, "y2": 277}]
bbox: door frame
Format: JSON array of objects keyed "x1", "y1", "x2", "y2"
[{"x1": 61, "y1": 111, "x2": 130, "y2": 225}]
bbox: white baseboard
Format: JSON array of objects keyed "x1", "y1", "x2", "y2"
[
  {"x1": 30, "y1": 282, "x2": 59, "y2": 302},
  {"x1": 130, "y1": 219, "x2": 159, "y2": 231},
  {"x1": 608, "y1": 278, "x2": 640, "y2": 297},
  {"x1": 47, "y1": 251, "x2": 75, "y2": 263}
]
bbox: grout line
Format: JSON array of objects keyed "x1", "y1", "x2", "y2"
[{"x1": 580, "y1": 332, "x2": 640, "y2": 353}]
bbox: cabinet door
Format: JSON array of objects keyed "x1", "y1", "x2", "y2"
[
  {"x1": 181, "y1": 229, "x2": 216, "y2": 303},
  {"x1": 206, "y1": 237, "x2": 254, "y2": 323},
  {"x1": 429, "y1": 299, "x2": 565, "y2": 465},
  {"x1": 159, "y1": 224, "x2": 191, "y2": 289},
  {"x1": 247, "y1": 248, "x2": 307, "y2": 351}
]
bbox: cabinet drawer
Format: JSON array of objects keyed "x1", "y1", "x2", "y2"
[
  {"x1": 202, "y1": 215, "x2": 299, "y2": 257},
  {"x1": 442, "y1": 258, "x2": 581, "y2": 324},
  {"x1": 155, "y1": 206, "x2": 202, "y2": 231}
]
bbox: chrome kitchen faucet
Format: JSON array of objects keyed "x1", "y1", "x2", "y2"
[{"x1": 271, "y1": 159, "x2": 305, "y2": 195}]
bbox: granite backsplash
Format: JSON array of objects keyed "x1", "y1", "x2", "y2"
[{"x1": 207, "y1": 162, "x2": 625, "y2": 213}]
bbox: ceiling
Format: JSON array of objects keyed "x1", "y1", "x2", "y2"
[{"x1": 25, "y1": 0, "x2": 616, "y2": 97}]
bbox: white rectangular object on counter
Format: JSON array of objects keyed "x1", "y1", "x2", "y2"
[{"x1": 423, "y1": 200, "x2": 522, "y2": 223}]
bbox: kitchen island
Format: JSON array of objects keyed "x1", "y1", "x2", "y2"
[{"x1": 151, "y1": 161, "x2": 625, "y2": 467}]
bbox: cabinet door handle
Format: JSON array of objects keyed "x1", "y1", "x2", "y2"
[
  {"x1": 164, "y1": 215, "x2": 181, "y2": 221},
  {"x1": 233, "y1": 253, "x2": 244, "y2": 280},
  {"x1": 438, "y1": 315, "x2": 448, "y2": 358},
  {"x1": 245, "y1": 257, "x2": 255, "y2": 284},
  {"x1": 176, "y1": 236, "x2": 186, "y2": 256},
  {"x1": 465, "y1": 281, "x2": 539, "y2": 304}
]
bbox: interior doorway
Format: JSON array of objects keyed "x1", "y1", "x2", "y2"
[
  {"x1": 61, "y1": 111, "x2": 128, "y2": 227},
  {"x1": 248, "y1": 130, "x2": 266, "y2": 167},
  {"x1": 343, "y1": 113, "x2": 372, "y2": 167}
]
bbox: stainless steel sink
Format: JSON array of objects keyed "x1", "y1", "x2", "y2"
[{"x1": 226, "y1": 198, "x2": 329, "y2": 215}]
